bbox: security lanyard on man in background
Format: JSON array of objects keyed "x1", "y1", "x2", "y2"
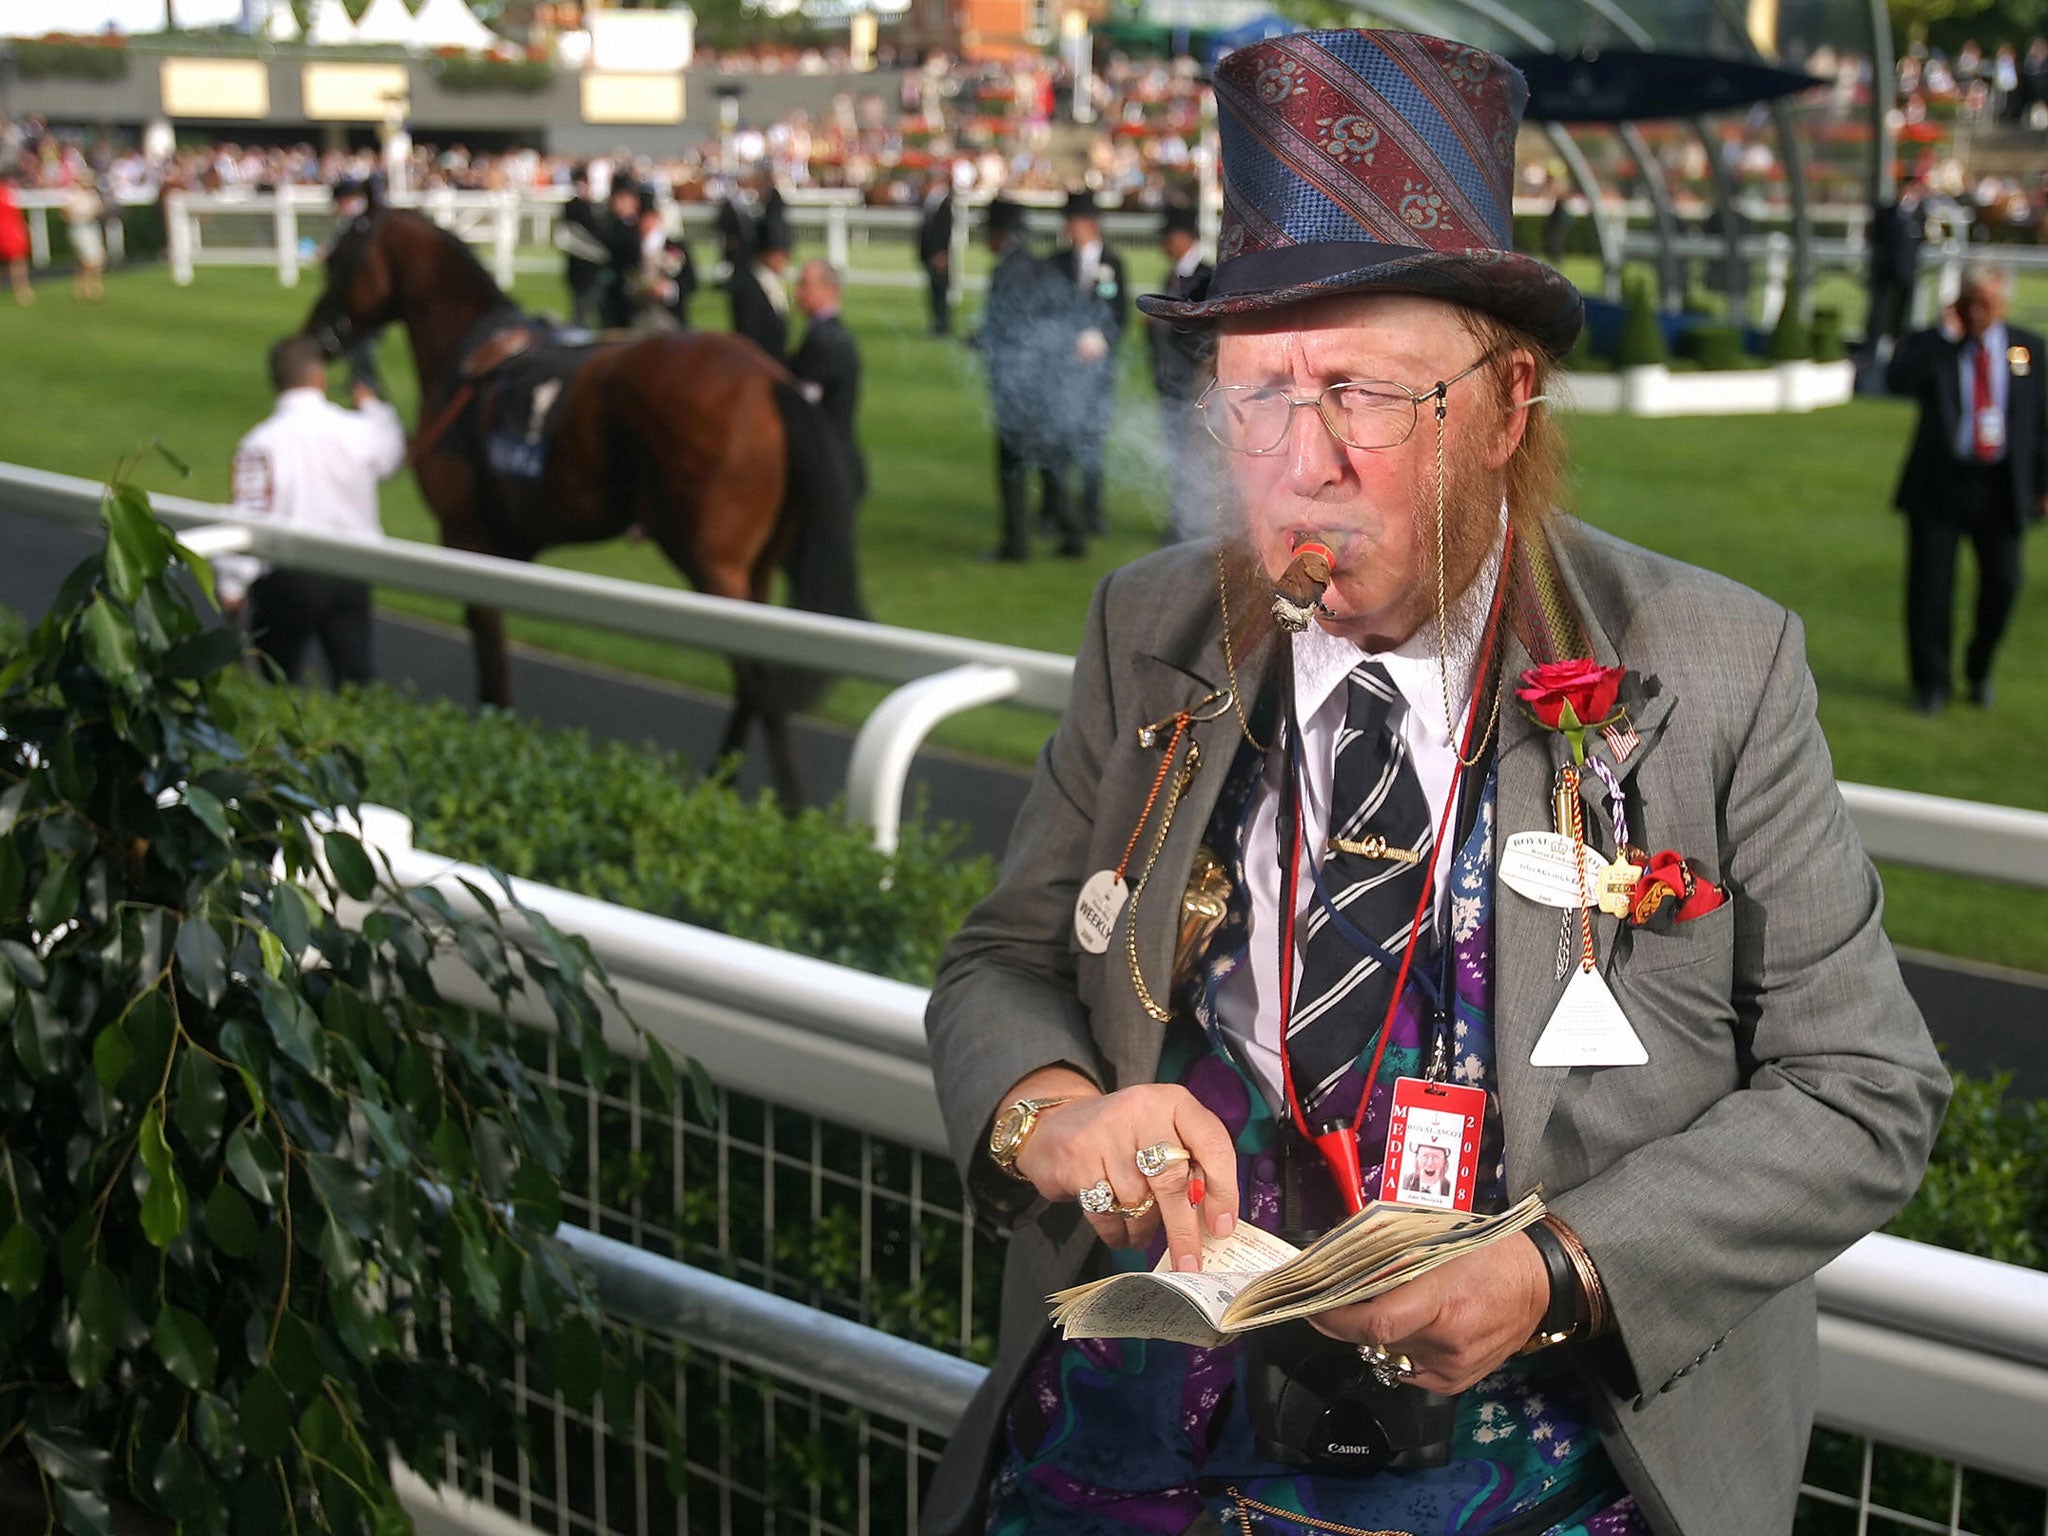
[{"x1": 1272, "y1": 569, "x2": 1509, "y2": 1219}]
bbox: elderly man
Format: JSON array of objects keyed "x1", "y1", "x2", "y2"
[
  {"x1": 1886, "y1": 263, "x2": 2047, "y2": 712},
  {"x1": 924, "y1": 30, "x2": 1947, "y2": 1536}
]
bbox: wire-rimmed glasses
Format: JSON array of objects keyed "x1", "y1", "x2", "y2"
[{"x1": 1198, "y1": 350, "x2": 1499, "y2": 455}]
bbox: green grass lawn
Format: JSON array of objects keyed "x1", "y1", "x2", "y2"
[{"x1": 1, "y1": 259, "x2": 2044, "y2": 971}]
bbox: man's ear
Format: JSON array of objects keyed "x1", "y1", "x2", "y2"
[{"x1": 1483, "y1": 349, "x2": 1539, "y2": 472}]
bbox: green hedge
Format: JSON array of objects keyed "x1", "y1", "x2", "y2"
[
  {"x1": 237, "y1": 682, "x2": 993, "y2": 985},
  {"x1": 433, "y1": 55, "x2": 554, "y2": 94},
  {"x1": 8, "y1": 38, "x2": 131, "y2": 81}
]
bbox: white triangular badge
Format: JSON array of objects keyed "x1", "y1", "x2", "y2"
[{"x1": 1530, "y1": 966, "x2": 1648, "y2": 1067}]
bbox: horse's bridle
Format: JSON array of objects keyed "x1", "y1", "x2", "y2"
[{"x1": 311, "y1": 213, "x2": 377, "y2": 358}]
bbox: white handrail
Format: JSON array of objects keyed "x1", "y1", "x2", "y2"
[
  {"x1": 8, "y1": 458, "x2": 2048, "y2": 882},
  {"x1": 354, "y1": 809, "x2": 2048, "y2": 1489}
]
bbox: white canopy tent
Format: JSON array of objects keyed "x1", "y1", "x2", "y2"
[
  {"x1": 406, "y1": 0, "x2": 496, "y2": 51},
  {"x1": 263, "y1": 0, "x2": 300, "y2": 40},
  {"x1": 305, "y1": 0, "x2": 357, "y2": 44},
  {"x1": 1, "y1": 0, "x2": 244, "y2": 32},
  {"x1": 350, "y1": 0, "x2": 416, "y2": 44}
]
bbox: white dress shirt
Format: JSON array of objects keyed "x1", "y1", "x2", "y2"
[
  {"x1": 1216, "y1": 523, "x2": 1507, "y2": 1103},
  {"x1": 1954, "y1": 321, "x2": 2010, "y2": 462},
  {"x1": 221, "y1": 388, "x2": 406, "y2": 602},
  {"x1": 1074, "y1": 238, "x2": 1103, "y2": 294}
]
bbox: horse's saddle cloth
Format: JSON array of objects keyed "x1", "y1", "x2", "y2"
[{"x1": 481, "y1": 345, "x2": 587, "y2": 482}]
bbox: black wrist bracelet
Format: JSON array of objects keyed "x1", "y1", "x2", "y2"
[{"x1": 1526, "y1": 1219, "x2": 1583, "y2": 1340}]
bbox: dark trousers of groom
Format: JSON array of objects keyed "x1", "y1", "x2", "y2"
[{"x1": 1905, "y1": 463, "x2": 2024, "y2": 702}]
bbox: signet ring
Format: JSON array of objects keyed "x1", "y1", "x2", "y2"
[{"x1": 1136, "y1": 1142, "x2": 1193, "y2": 1179}]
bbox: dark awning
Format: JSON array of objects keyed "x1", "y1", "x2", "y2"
[{"x1": 1509, "y1": 50, "x2": 1824, "y2": 123}]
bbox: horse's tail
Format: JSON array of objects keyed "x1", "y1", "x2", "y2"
[{"x1": 746, "y1": 379, "x2": 868, "y2": 716}]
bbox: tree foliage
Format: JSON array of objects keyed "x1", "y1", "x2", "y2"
[{"x1": 0, "y1": 484, "x2": 683, "y2": 1532}]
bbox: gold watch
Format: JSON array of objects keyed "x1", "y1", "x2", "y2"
[{"x1": 988, "y1": 1096, "x2": 1071, "y2": 1181}]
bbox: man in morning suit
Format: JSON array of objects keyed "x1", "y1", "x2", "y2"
[
  {"x1": 917, "y1": 169, "x2": 956, "y2": 337},
  {"x1": 1145, "y1": 201, "x2": 1217, "y2": 542},
  {"x1": 1886, "y1": 262, "x2": 2047, "y2": 711},
  {"x1": 789, "y1": 259, "x2": 866, "y2": 501},
  {"x1": 1052, "y1": 188, "x2": 1128, "y2": 536},
  {"x1": 727, "y1": 216, "x2": 793, "y2": 361},
  {"x1": 924, "y1": 29, "x2": 1946, "y2": 1536}
]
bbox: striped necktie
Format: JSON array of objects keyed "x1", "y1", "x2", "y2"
[{"x1": 1288, "y1": 661, "x2": 1434, "y2": 1110}]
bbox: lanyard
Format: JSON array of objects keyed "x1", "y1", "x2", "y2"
[{"x1": 1270, "y1": 553, "x2": 1511, "y2": 1204}]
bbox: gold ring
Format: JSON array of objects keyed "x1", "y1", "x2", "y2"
[
  {"x1": 1357, "y1": 1343, "x2": 1414, "y2": 1388},
  {"x1": 1112, "y1": 1195, "x2": 1157, "y2": 1219},
  {"x1": 1078, "y1": 1179, "x2": 1117, "y2": 1215},
  {"x1": 1135, "y1": 1143, "x2": 1192, "y2": 1178}
]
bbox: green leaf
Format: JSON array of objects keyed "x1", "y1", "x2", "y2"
[
  {"x1": 91, "y1": 1019, "x2": 132, "y2": 1092},
  {"x1": 0, "y1": 835, "x2": 23, "y2": 918},
  {"x1": 139, "y1": 1128, "x2": 190, "y2": 1250},
  {"x1": 103, "y1": 481, "x2": 171, "y2": 604},
  {"x1": 175, "y1": 915, "x2": 228, "y2": 1010},
  {"x1": 216, "y1": 1018, "x2": 268, "y2": 1113},
  {"x1": 225, "y1": 1125, "x2": 284, "y2": 1206},
  {"x1": 511, "y1": 1160, "x2": 562, "y2": 1234},
  {"x1": 160, "y1": 624, "x2": 243, "y2": 680},
  {"x1": 153, "y1": 1301, "x2": 220, "y2": 1390},
  {"x1": 27, "y1": 1425, "x2": 113, "y2": 1493},
  {"x1": 194, "y1": 1392, "x2": 243, "y2": 1472},
  {"x1": 66, "y1": 1263, "x2": 128, "y2": 1388},
  {"x1": 182, "y1": 783, "x2": 232, "y2": 845},
  {"x1": 29, "y1": 857, "x2": 80, "y2": 934},
  {"x1": 240, "y1": 1369, "x2": 291, "y2": 1458},
  {"x1": 550, "y1": 1313, "x2": 603, "y2": 1408},
  {"x1": 316, "y1": 1214, "x2": 362, "y2": 1287},
  {"x1": 151, "y1": 1437, "x2": 210, "y2": 1522},
  {"x1": 80, "y1": 594, "x2": 140, "y2": 684},
  {"x1": 203, "y1": 1181, "x2": 260, "y2": 1259},
  {"x1": 257, "y1": 927, "x2": 286, "y2": 979},
  {"x1": 0, "y1": 1221, "x2": 44, "y2": 1298},
  {"x1": 269, "y1": 883, "x2": 311, "y2": 960},
  {"x1": 173, "y1": 1049, "x2": 228, "y2": 1152},
  {"x1": 323, "y1": 829, "x2": 377, "y2": 902},
  {"x1": 258, "y1": 977, "x2": 322, "y2": 1073},
  {"x1": 456, "y1": 1221, "x2": 502, "y2": 1322},
  {"x1": 50, "y1": 1482, "x2": 115, "y2": 1536}
]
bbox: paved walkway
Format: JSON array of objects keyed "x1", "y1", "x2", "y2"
[{"x1": 2, "y1": 508, "x2": 2040, "y2": 1093}]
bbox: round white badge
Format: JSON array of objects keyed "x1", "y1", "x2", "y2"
[
  {"x1": 1499, "y1": 831, "x2": 1610, "y2": 909},
  {"x1": 1074, "y1": 870, "x2": 1129, "y2": 954}
]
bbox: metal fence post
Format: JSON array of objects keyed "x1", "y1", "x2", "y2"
[
  {"x1": 167, "y1": 192, "x2": 194, "y2": 286},
  {"x1": 493, "y1": 191, "x2": 518, "y2": 290},
  {"x1": 26, "y1": 205, "x2": 48, "y2": 267},
  {"x1": 276, "y1": 195, "x2": 300, "y2": 289},
  {"x1": 826, "y1": 201, "x2": 850, "y2": 271}
]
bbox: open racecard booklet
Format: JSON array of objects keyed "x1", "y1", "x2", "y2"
[{"x1": 1047, "y1": 1191, "x2": 1546, "y2": 1348}]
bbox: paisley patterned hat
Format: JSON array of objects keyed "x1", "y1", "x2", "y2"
[{"x1": 1137, "y1": 29, "x2": 1583, "y2": 357}]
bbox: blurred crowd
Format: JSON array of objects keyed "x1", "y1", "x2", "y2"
[
  {"x1": 1894, "y1": 37, "x2": 2048, "y2": 130},
  {"x1": 0, "y1": 50, "x2": 1206, "y2": 211}
]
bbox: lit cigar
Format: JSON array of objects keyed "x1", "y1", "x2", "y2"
[{"x1": 1270, "y1": 540, "x2": 1334, "y2": 632}]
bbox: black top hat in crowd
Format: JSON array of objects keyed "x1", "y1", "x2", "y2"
[
  {"x1": 1161, "y1": 202, "x2": 1200, "y2": 239},
  {"x1": 986, "y1": 198, "x2": 1029, "y2": 238},
  {"x1": 1062, "y1": 188, "x2": 1101, "y2": 222}
]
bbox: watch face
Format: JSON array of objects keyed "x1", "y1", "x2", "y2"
[{"x1": 990, "y1": 1103, "x2": 1030, "y2": 1158}]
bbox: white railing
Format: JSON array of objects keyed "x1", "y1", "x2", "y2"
[
  {"x1": 362, "y1": 811, "x2": 2048, "y2": 1506},
  {"x1": 158, "y1": 185, "x2": 1170, "y2": 297},
  {"x1": 12, "y1": 187, "x2": 160, "y2": 269},
  {"x1": 9, "y1": 458, "x2": 2048, "y2": 886}
]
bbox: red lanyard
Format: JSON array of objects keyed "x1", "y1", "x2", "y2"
[{"x1": 1271, "y1": 536, "x2": 1513, "y2": 1204}]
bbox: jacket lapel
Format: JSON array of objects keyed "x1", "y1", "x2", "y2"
[{"x1": 1495, "y1": 523, "x2": 1676, "y2": 1193}]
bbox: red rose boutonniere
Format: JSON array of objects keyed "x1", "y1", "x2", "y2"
[{"x1": 1516, "y1": 659, "x2": 1627, "y2": 764}]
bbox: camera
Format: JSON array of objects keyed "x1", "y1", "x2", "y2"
[{"x1": 1243, "y1": 1319, "x2": 1458, "y2": 1471}]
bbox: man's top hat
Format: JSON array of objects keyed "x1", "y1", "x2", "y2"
[
  {"x1": 1063, "y1": 188, "x2": 1101, "y2": 222},
  {"x1": 1137, "y1": 29, "x2": 1582, "y2": 357},
  {"x1": 986, "y1": 197, "x2": 1029, "y2": 237},
  {"x1": 1161, "y1": 201, "x2": 1200, "y2": 239}
]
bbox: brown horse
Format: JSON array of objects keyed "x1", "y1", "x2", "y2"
[{"x1": 301, "y1": 207, "x2": 864, "y2": 811}]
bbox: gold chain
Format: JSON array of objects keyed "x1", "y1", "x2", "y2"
[
  {"x1": 1216, "y1": 548, "x2": 1273, "y2": 753},
  {"x1": 1431, "y1": 397, "x2": 1505, "y2": 770},
  {"x1": 1124, "y1": 737, "x2": 1203, "y2": 1022},
  {"x1": 1223, "y1": 1487, "x2": 1413, "y2": 1536}
]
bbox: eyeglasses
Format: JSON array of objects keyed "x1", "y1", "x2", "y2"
[{"x1": 1197, "y1": 350, "x2": 1499, "y2": 456}]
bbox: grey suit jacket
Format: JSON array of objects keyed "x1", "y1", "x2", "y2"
[{"x1": 922, "y1": 520, "x2": 1949, "y2": 1536}]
